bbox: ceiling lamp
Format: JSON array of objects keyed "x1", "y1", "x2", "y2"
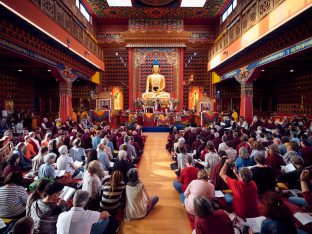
[
  {"x1": 107, "y1": 0, "x2": 132, "y2": 7},
  {"x1": 181, "y1": 0, "x2": 206, "y2": 7}
]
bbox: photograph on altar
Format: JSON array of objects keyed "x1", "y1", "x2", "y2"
[
  {"x1": 99, "y1": 99, "x2": 111, "y2": 110},
  {"x1": 200, "y1": 102, "x2": 211, "y2": 112}
]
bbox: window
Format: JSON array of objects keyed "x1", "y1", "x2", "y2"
[
  {"x1": 75, "y1": 0, "x2": 92, "y2": 23},
  {"x1": 221, "y1": 0, "x2": 237, "y2": 23}
]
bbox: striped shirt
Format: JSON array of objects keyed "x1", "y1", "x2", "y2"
[
  {"x1": 100, "y1": 181, "x2": 125, "y2": 213},
  {"x1": 0, "y1": 184, "x2": 28, "y2": 218}
]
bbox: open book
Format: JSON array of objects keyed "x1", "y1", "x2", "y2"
[
  {"x1": 110, "y1": 161, "x2": 114, "y2": 167},
  {"x1": 214, "y1": 190, "x2": 225, "y2": 198},
  {"x1": 245, "y1": 216, "x2": 266, "y2": 233},
  {"x1": 294, "y1": 212, "x2": 312, "y2": 225},
  {"x1": 59, "y1": 186, "x2": 76, "y2": 202},
  {"x1": 281, "y1": 163, "x2": 296, "y2": 173},
  {"x1": 282, "y1": 189, "x2": 302, "y2": 197},
  {"x1": 55, "y1": 170, "x2": 66, "y2": 177},
  {"x1": 74, "y1": 160, "x2": 83, "y2": 168}
]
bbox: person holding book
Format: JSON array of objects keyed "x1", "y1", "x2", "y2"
[
  {"x1": 29, "y1": 182, "x2": 67, "y2": 234},
  {"x1": 125, "y1": 168, "x2": 159, "y2": 220},
  {"x1": 56, "y1": 145, "x2": 82, "y2": 177},
  {"x1": 38, "y1": 153, "x2": 57, "y2": 179},
  {"x1": 260, "y1": 192, "x2": 296, "y2": 234},
  {"x1": 277, "y1": 156, "x2": 304, "y2": 190},
  {"x1": 234, "y1": 146, "x2": 254, "y2": 172},
  {"x1": 57, "y1": 190, "x2": 110, "y2": 234},
  {"x1": 192, "y1": 196, "x2": 234, "y2": 234},
  {"x1": 288, "y1": 170, "x2": 312, "y2": 207}
]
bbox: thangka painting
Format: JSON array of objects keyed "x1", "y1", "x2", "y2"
[{"x1": 132, "y1": 48, "x2": 180, "y2": 100}]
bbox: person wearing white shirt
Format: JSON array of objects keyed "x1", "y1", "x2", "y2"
[
  {"x1": 57, "y1": 190, "x2": 110, "y2": 234},
  {"x1": 218, "y1": 135, "x2": 228, "y2": 152},
  {"x1": 237, "y1": 116, "x2": 249, "y2": 130},
  {"x1": 205, "y1": 141, "x2": 220, "y2": 171}
]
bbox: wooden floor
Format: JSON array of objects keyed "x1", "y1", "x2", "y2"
[{"x1": 119, "y1": 132, "x2": 192, "y2": 234}]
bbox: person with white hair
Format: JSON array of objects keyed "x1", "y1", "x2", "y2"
[
  {"x1": 97, "y1": 143, "x2": 111, "y2": 172},
  {"x1": 111, "y1": 150, "x2": 132, "y2": 183},
  {"x1": 38, "y1": 153, "x2": 56, "y2": 179},
  {"x1": 70, "y1": 139, "x2": 85, "y2": 162},
  {"x1": 41, "y1": 117, "x2": 51, "y2": 131},
  {"x1": 100, "y1": 138, "x2": 113, "y2": 160},
  {"x1": 56, "y1": 145, "x2": 81, "y2": 176},
  {"x1": 57, "y1": 190, "x2": 110, "y2": 234},
  {"x1": 119, "y1": 135, "x2": 137, "y2": 159}
]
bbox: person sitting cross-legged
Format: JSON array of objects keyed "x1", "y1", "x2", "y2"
[{"x1": 125, "y1": 168, "x2": 159, "y2": 220}]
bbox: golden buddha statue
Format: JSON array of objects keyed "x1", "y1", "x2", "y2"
[{"x1": 142, "y1": 60, "x2": 170, "y2": 99}]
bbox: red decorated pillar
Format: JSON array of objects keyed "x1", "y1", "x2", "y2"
[
  {"x1": 128, "y1": 48, "x2": 133, "y2": 110},
  {"x1": 179, "y1": 48, "x2": 184, "y2": 111},
  {"x1": 240, "y1": 82, "x2": 253, "y2": 123},
  {"x1": 234, "y1": 68, "x2": 258, "y2": 123},
  {"x1": 59, "y1": 81, "x2": 73, "y2": 121}
]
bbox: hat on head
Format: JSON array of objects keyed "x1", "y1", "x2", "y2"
[{"x1": 152, "y1": 60, "x2": 160, "y2": 66}]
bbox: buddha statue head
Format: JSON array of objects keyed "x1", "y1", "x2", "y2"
[{"x1": 152, "y1": 60, "x2": 160, "y2": 74}]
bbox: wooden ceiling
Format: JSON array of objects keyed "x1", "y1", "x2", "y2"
[{"x1": 84, "y1": 0, "x2": 231, "y2": 24}]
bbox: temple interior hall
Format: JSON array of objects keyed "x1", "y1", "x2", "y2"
[{"x1": 1, "y1": 0, "x2": 312, "y2": 234}]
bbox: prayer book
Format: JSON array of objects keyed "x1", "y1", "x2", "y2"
[
  {"x1": 214, "y1": 190, "x2": 225, "y2": 198},
  {"x1": 55, "y1": 170, "x2": 65, "y2": 177},
  {"x1": 110, "y1": 161, "x2": 114, "y2": 167},
  {"x1": 59, "y1": 186, "x2": 76, "y2": 202},
  {"x1": 245, "y1": 216, "x2": 266, "y2": 233},
  {"x1": 74, "y1": 160, "x2": 83, "y2": 168},
  {"x1": 294, "y1": 212, "x2": 312, "y2": 225},
  {"x1": 281, "y1": 163, "x2": 296, "y2": 173}
]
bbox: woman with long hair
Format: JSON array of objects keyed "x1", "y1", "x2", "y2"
[
  {"x1": 100, "y1": 170, "x2": 125, "y2": 215},
  {"x1": 260, "y1": 192, "x2": 296, "y2": 234},
  {"x1": 26, "y1": 178, "x2": 50, "y2": 216},
  {"x1": 29, "y1": 182, "x2": 67, "y2": 234}
]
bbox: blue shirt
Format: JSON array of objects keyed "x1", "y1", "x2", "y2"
[
  {"x1": 235, "y1": 158, "x2": 254, "y2": 172},
  {"x1": 98, "y1": 151, "x2": 111, "y2": 171},
  {"x1": 38, "y1": 163, "x2": 55, "y2": 179},
  {"x1": 92, "y1": 136, "x2": 101, "y2": 150}
]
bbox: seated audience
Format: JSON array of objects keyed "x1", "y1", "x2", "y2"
[
  {"x1": 251, "y1": 151, "x2": 275, "y2": 194},
  {"x1": 57, "y1": 190, "x2": 110, "y2": 234},
  {"x1": 277, "y1": 156, "x2": 304, "y2": 190},
  {"x1": 29, "y1": 182, "x2": 66, "y2": 234},
  {"x1": 26, "y1": 178, "x2": 51, "y2": 216},
  {"x1": 32, "y1": 146, "x2": 48, "y2": 175},
  {"x1": 288, "y1": 170, "x2": 312, "y2": 206},
  {"x1": 70, "y1": 139, "x2": 85, "y2": 162},
  {"x1": 100, "y1": 170, "x2": 125, "y2": 215},
  {"x1": 173, "y1": 155, "x2": 199, "y2": 198},
  {"x1": 12, "y1": 216, "x2": 34, "y2": 234},
  {"x1": 204, "y1": 141, "x2": 220, "y2": 172},
  {"x1": 112, "y1": 150, "x2": 132, "y2": 183},
  {"x1": 3, "y1": 153, "x2": 22, "y2": 178},
  {"x1": 234, "y1": 147, "x2": 254, "y2": 172},
  {"x1": 97, "y1": 143, "x2": 111, "y2": 172},
  {"x1": 260, "y1": 192, "x2": 297, "y2": 234},
  {"x1": 192, "y1": 196, "x2": 234, "y2": 234},
  {"x1": 125, "y1": 168, "x2": 159, "y2": 220},
  {"x1": 219, "y1": 159, "x2": 259, "y2": 218},
  {"x1": 56, "y1": 145, "x2": 81, "y2": 176},
  {"x1": 82, "y1": 160, "x2": 104, "y2": 208},
  {"x1": 14, "y1": 142, "x2": 32, "y2": 170},
  {"x1": 266, "y1": 144, "x2": 285, "y2": 176},
  {"x1": 0, "y1": 172, "x2": 28, "y2": 218},
  {"x1": 38, "y1": 153, "x2": 57, "y2": 179},
  {"x1": 25, "y1": 135, "x2": 37, "y2": 160},
  {"x1": 283, "y1": 141, "x2": 300, "y2": 164},
  {"x1": 301, "y1": 139, "x2": 312, "y2": 167},
  {"x1": 184, "y1": 170, "x2": 215, "y2": 215}
]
